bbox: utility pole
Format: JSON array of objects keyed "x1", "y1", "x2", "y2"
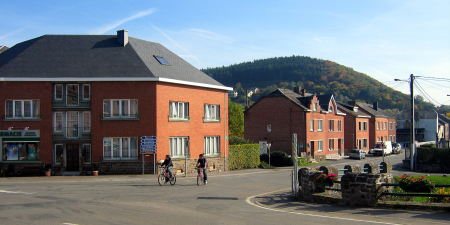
[{"x1": 410, "y1": 74, "x2": 415, "y2": 171}]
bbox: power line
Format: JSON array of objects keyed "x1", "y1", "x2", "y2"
[
  {"x1": 414, "y1": 81, "x2": 441, "y2": 105},
  {"x1": 419, "y1": 79, "x2": 450, "y2": 91},
  {"x1": 418, "y1": 77, "x2": 450, "y2": 82}
]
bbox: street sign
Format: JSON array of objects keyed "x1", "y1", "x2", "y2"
[{"x1": 141, "y1": 136, "x2": 157, "y2": 152}]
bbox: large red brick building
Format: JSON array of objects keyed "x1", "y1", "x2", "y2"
[
  {"x1": 0, "y1": 30, "x2": 231, "y2": 175},
  {"x1": 337, "y1": 101, "x2": 371, "y2": 153},
  {"x1": 244, "y1": 88, "x2": 345, "y2": 162}
]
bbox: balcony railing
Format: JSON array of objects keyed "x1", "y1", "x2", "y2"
[
  {"x1": 53, "y1": 127, "x2": 91, "y2": 140},
  {"x1": 3, "y1": 115, "x2": 41, "y2": 120},
  {"x1": 102, "y1": 114, "x2": 140, "y2": 119},
  {"x1": 53, "y1": 95, "x2": 91, "y2": 108}
]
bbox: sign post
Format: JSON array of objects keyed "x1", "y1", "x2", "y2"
[
  {"x1": 292, "y1": 133, "x2": 298, "y2": 198},
  {"x1": 140, "y1": 136, "x2": 157, "y2": 175}
]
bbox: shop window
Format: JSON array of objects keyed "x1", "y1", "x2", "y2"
[
  {"x1": 2, "y1": 142, "x2": 40, "y2": 161},
  {"x1": 170, "y1": 137, "x2": 188, "y2": 157},
  {"x1": 103, "y1": 99, "x2": 138, "y2": 119},
  {"x1": 204, "y1": 136, "x2": 220, "y2": 156},
  {"x1": 103, "y1": 137, "x2": 138, "y2": 160},
  {"x1": 204, "y1": 104, "x2": 220, "y2": 122},
  {"x1": 169, "y1": 101, "x2": 189, "y2": 121},
  {"x1": 5, "y1": 100, "x2": 40, "y2": 119}
]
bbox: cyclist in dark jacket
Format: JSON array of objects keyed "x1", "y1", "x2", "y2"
[
  {"x1": 195, "y1": 154, "x2": 208, "y2": 184},
  {"x1": 161, "y1": 155, "x2": 173, "y2": 177}
]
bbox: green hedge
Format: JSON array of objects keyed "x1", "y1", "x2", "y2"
[
  {"x1": 229, "y1": 144, "x2": 260, "y2": 170},
  {"x1": 417, "y1": 147, "x2": 450, "y2": 163}
]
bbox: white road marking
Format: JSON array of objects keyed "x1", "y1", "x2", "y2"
[
  {"x1": 0, "y1": 190, "x2": 35, "y2": 194},
  {"x1": 245, "y1": 189, "x2": 398, "y2": 225}
]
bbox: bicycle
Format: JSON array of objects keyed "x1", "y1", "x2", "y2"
[
  {"x1": 158, "y1": 166, "x2": 176, "y2": 186},
  {"x1": 197, "y1": 167, "x2": 206, "y2": 186}
]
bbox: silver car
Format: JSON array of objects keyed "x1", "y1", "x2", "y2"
[{"x1": 349, "y1": 149, "x2": 366, "y2": 160}]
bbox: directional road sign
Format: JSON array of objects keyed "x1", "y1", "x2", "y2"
[{"x1": 141, "y1": 136, "x2": 157, "y2": 152}]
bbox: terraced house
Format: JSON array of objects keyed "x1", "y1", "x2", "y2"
[
  {"x1": 0, "y1": 30, "x2": 231, "y2": 175},
  {"x1": 244, "y1": 88, "x2": 346, "y2": 161}
]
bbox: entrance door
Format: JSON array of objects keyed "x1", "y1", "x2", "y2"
[
  {"x1": 310, "y1": 141, "x2": 315, "y2": 158},
  {"x1": 66, "y1": 143, "x2": 79, "y2": 171}
]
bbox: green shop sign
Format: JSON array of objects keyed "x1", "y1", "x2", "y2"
[
  {"x1": 0, "y1": 130, "x2": 40, "y2": 137},
  {"x1": 0, "y1": 131, "x2": 22, "y2": 136}
]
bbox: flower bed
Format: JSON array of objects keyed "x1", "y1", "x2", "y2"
[
  {"x1": 398, "y1": 175, "x2": 434, "y2": 193},
  {"x1": 316, "y1": 173, "x2": 337, "y2": 185}
]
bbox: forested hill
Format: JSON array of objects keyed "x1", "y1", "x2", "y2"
[{"x1": 201, "y1": 55, "x2": 436, "y2": 111}]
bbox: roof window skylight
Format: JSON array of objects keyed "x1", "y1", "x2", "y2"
[{"x1": 154, "y1": 56, "x2": 170, "y2": 65}]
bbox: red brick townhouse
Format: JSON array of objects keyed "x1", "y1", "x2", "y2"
[
  {"x1": 0, "y1": 30, "x2": 232, "y2": 175},
  {"x1": 337, "y1": 101, "x2": 371, "y2": 153},
  {"x1": 244, "y1": 88, "x2": 346, "y2": 162},
  {"x1": 354, "y1": 102, "x2": 396, "y2": 148}
]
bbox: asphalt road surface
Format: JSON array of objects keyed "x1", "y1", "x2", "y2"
[{"x1": 1, "y1": 155, "x2": 449, "y2": 225}]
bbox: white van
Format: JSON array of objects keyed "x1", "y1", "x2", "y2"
[{"x1": 372, "y1": 141, "x2": 393, "y2": 156}]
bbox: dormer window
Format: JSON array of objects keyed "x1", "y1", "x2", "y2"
[
  {"x1": 154, "y1": 56, "x2": 170, "y2": 65},
  {"x1": 329, "y1": 105, "x2": 333, "y2": 112},
  {"x1": 313, "y1": 102, "x2": 318, "y2": 111}
]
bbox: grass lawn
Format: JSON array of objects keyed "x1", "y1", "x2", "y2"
[{"x1": 391, "y1": 175, "x2": 450, "y2": 203}]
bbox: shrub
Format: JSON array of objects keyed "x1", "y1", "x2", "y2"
[
  {"x1": 417, "y1": 147, "x2": 450, "y2": 163},
  {"x1": 397, "y1": 175, "x2": 434, "y2": 193},
  {"x1": 269, "y1": 151, "x2": 293, "y2": 167},
  {"x1": 258, "y1": 161, "x2": 274, "y2": 169},
  {"x1": 229, "y1": 144, "x2": 260, "y2": 170},
  {"x1": 229, "y1": 136, "x2": 252, "y2": 145}
]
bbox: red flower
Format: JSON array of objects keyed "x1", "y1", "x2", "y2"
[{"x1": 422, "y1": 176, "x2": 426, "y2": 179}]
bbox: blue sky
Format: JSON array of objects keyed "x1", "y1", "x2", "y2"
[{"x1": 1, "y1": 0, "x2": 449, "y2": 105}]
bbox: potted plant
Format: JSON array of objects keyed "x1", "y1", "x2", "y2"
[
  {"x1": 44, "y1": 163, "x2": 52, "y2": 176},
  {"x1": 92, "y1": 163, "x2": 99, "y2": 176},
  {"x1": 316, "y1": 173, "x2": 337, "y2": 186},
  {"x1": 398, "y1": 175, "x2": 434, "y2": 193}
]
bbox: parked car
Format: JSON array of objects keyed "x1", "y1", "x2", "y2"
[
  {"x1": 372, "y1": 141, "x2": 393, "y2": 156},
  {"x1": 349, "y1": 149, "x2": 366, "y2": 160},
  {"x1": 392, "y1": 142, "x2": 402, "y2": 154}
]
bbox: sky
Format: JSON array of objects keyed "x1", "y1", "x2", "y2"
[{"x1": 1, "y1": 0, "x2": 449, "y2": 106}]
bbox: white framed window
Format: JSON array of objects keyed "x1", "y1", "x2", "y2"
[
  {"x1": 318, "y1": 140, "x2": 323, "y2": 152},
  {"x1": 337, "y1": 120, "x2": 342, "y2": 131},
  {"x1": 329, "y1": 139, "x2": 335, "y2": 150},
  {"x1": 103, "y1": 99, "x2": 138, "y2": 118},
  {"x1": 54, "y1": 144, "x2": 63, "y2": 165},
  {"x1": 204, "y1": 104, "x2": 220, "y2": 121},
  {"x1": 66, "y1": 111, "x2": 79, "y2": 138},
  {"x1": 363, "y1": 139, "x2": 368, "y2": 148},
  {"x1": 310, "y1": 119, "x2": 314, "y2": 131},
  {"x1": 103, "y1": 137, "x2": 138, "y2": 160},
  {"x1": 359, "y1": 121, "x2": 362, "y2": 131},
  {"x1": 328, "y1": 120, "x2": 334, "y2": 131},
  {"x1": 170, "y1": 137, "x2": 189, "y2": 157},
  {"x1": 377, "y1": 122, "x2": 380, "y2": 130},
  {"x1": 384, "y1": 122, "x2": 387, "y2": 130},
  {"x1": 204, "y1": 136, "x2": 220, "y2": 156},
  {"x1": 313, "y1": 102, "x2": 318, "y2": 111},
  {"x1": 82, "y1": 84, "x2": 90, "y2": 100},
  {"x1": 363, "y1": 122, "x2": 367, "y2": 131},
  {"x1": 5, "y1": 100, "x2": 40, "y2": 119},
  {"x1": 170, "y1": 101, "x2": 189, "y2": 120},
  {"x1": 82, "y1": 144, "x2": 91, "y2": 163},
  {"x1": 329, "y1": 105, "x2": 333, "y2": 112},
  {"x1": 66, "y1": 84, "x2": 79, "y2": 106},
  {"x1": 384, "y1": 136, "x2": 387, "y2": 141},
  {"x1": 377, "y1": 137, "x2": 380, "y2": 142},
  {"x1": 393, "y1": 135, "x2": 396, "y2": 142},
  {"x1": 83, "y1": 112, "x2": 91, "y2": 132},
  {"x1": 54, "y1": 112, "x2": 63, "y2": 132},
  {"x1": 54, "y1": 84, "x2": 63, "y2": 100},
  {"x1": 317, "y1": 120, "x2": 323, "y2": 131}
]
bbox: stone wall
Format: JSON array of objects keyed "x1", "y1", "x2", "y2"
[
  {"x1": 96, "y1": 162, "x2": 156, "y2": 175},
  {"x1": 341, "y1": 173, "x2": 394, "y2": 206},
  {"x1": 171, "y1": 157, "x2": 227, "y2": 175}
]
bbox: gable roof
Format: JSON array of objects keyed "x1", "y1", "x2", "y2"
[
  {"x1": 356, "y1": 102, "x2": 395, "y2": 118},
  {"x1": 0, "y1": 34, "x2": 231, "y2": 91},
  {"x1": 0, "y1": 45, "x2": 8, "y2": 53},
  {"x1": 336, "y1": 101, "x2": 371, "y2": 118}
]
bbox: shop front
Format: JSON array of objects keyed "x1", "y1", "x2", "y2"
[{"x1": 1, "y1": 130, "x2": 40, "y2": 162}]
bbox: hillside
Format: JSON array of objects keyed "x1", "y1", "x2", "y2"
[{"x1": 201, "y1": 56, "x2": 437, "y2": 111}]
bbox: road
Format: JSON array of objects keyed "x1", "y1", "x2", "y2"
[{"x1": 0, "y1": 154, "x2": 449, "y2": 225}]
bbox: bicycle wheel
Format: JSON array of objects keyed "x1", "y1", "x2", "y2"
[
  {"x1": 170, "y1": 175, "x2": 176, "y2": 185},
  {"x1": 158, "y1": 174, "x2": 165, "y2": 186},
  {"x1": 197, "y1": 174, "x2": 203, "y2": 186}
]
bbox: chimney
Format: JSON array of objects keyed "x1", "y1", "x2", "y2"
[
  {"x1": 301, "y1": 89, "x2": 307, "y2": 97},
  {"x1": 117, "y1": 30, "x2": 128, "y2": 46},
  {"x1": 348, "y1": 101, "x2": 357, "y2": 106},
  {"x1": 373, "y1": 102, "x2": 379, "y2": 111},
  {"x1": 293, "y1": 87, "x2": 300, "y2": 94}
]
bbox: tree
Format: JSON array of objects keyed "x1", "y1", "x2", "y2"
[{"x1": 228, "y1": 100, "x2": 244, "y2": 137}]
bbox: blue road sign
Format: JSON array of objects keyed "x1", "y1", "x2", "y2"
[
  {"x1": 140, "y1": 136, "x2": 157, "y2": 152},
  {"x1": 141, "y1": 136, "x2": 156, "y2": 140}
]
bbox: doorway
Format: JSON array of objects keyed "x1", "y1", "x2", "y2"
[{"x1": 66, "y1": 143, "x2": 79, "y2": 171}]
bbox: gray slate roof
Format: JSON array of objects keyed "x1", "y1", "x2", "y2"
[
  {"x1": 336, "y1": 101, "x2": 371, "y2": 118},
  {"x1": 0, "y1": 34, "x2": 225, "y2": 87},
  {"x1": 356, "y1": 102, "x2": 395, "y2": 119}
]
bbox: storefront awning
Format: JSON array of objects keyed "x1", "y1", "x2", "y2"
[{"x1": 2, "y1": 138, "x2": 40, "y2": 142}]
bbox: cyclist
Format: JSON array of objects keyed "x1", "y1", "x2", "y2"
[
  {"x1": 195, "y1": 154, "x2": 208, "y2": 184},
  {"x1": 161, "y1": 155, "x2": 173, "y2": 182}
]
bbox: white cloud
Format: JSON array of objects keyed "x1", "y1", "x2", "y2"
[
  {"x1": 184, "y1": 28, "x2": 234, "y2": 44},
  {"x1": 90, "y1": 8, "x2": 157, "y2": 34},
  {"x1": 372, "y1": 68, "x2": 395, "y2": 80},
  {"x1": 0, "y1": 27, "x2": 27, "y2": 41},
  {"x1": 314, "y1": 38, "x2": 321, "y2": 42}
]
